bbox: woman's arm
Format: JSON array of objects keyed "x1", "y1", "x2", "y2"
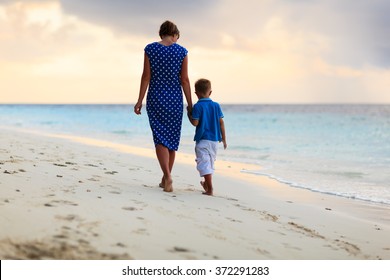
[
  {"x1": 134, "y1": 52, "x2": 151, "y2": 115},
  {"x1": 180, "y1": 55, "x2": 192, "y2": 110}
]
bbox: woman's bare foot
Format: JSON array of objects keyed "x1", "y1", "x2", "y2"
[
  {"x1": 163, "y1": 176, "x2": 173, "y2": 192},
  {"x1": 159, "y1": 177, "x2": 164, "y2": 188},
  {"x1": 200, "y1": 181, "x2": 208, "y2": 192}
]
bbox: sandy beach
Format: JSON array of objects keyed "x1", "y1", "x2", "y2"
[{"x1": 0, "y1": 127, "x2": 389, "y2": 260}]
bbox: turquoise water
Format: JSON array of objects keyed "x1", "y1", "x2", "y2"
[{"x1": 1, "y1": 104, "x2": 389, "y2": 205}]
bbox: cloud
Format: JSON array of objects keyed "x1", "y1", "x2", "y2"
[
  {"x1": 7, "y1": 0, "x2": 382, "y2": 70},
  {"x1": 55, "y1": 0, "x2": 390, "y2": 69},
  {"x1": 277, "y1": 0, "x2": 390, "y2": 67},
  {"x1": 1, "y1": 0, "x2": 389, "y2": 104},
  {"x1": 59, "y1": 0, "x2": 217, "y2": 42},
  {"x1": 0, "y1": 0, "x2": 144, "y2": 103}
]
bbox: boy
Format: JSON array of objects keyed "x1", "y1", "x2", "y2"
[{"x1": 188, "y1": 78, "x2": 227, "y2": 196}]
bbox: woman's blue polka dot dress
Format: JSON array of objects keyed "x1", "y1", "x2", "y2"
[{"x1": 145, "y1": 42, "x2": 188, "y2": 151}]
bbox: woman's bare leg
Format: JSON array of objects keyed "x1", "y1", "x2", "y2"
[
  {"x1": 168, "y1": 149, "x2": 175, "y2": 172},
  {"x1": 156, "y1": 144, "x2": 173, "y2": 192},
  {"x1": 159, "y1": 149, "x2": 175, "y2": 188}
]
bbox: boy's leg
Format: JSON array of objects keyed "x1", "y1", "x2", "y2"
[
  {"x1": 200, "y1": 180, "x2": 208, "y2": 192},
  {"x1": 196, "y1": 140, "x2": 217, "y2": 196},
  {"x1": 202, "y1": 174, "x2": 213, "y2": 196}
]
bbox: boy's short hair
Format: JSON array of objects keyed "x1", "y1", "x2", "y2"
[
  {"x1": 195, "y1": 78, "x2": 211, "y2": 94},
  {"x1": 159, "y1": 20, "x2": 180, "y2": 39}
]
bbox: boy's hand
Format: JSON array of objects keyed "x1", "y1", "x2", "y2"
[
  {"x1": 187, "y1": 111, "x2": 198, "y2": 126},
  {"x1": 222, "y1": 140, "x2": 227, "y2": 150}
]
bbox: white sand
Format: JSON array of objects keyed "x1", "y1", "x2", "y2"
[{"x1": 0, "y1": 127, "x2": 389, "y2": 259}]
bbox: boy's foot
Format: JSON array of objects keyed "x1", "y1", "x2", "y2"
[
  {"x1": 202, "y1": 191, "x2": 213, "y2": 196},
  {"x1": 200, "y1": 181, "x2": 208, "y2": 192}
]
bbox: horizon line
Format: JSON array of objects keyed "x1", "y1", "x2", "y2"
[{"x1": 1, "y1": 102, "x2": 390, "y2": 106}]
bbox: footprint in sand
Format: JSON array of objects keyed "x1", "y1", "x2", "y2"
[
  {"x1": 205, "y1": 207, "x2": 219, "y2": 212},
  {"x1": 55, "y1": 214, "x2": 82, "y2": 222},
  {"x1": 115, "y1": 242, "x2": 127, "y2": 248},
  {"x1": 53, "y1": 163, "x2": 67, "y2": 167},
  {"x1": 172, "y1": 246, "x2": 190, "y2": 253},
  {"x1": 130, "y1": 199, "x2": 147, "y2": 206},
  {"x1": 169, "y1": 246, "x2": 200, "y2": 259},
  {"x1": 234, "y1": 203, "x2": 279, "y2": 222},
  {"x1": 44, "y1": 200, "x2": 78, "y2": 207},
  {"x1": 288, "y1": 222, "x2": 324, "y2": 239},
  {"x1": 85, "y1": 164, "x2": 99, "y2": 168},
  {"x1": 268, "y1": 229, "x2": 287, "y2": 236},
  {"x1": 0, "y1": 237, "x2": 131, "y2": 259},
  {"x1": 109, "y1": 191, "x2": 121, "y2": 195},
  {"x1": 226, "y1": 217, "x2": 242, "y2": 223},
  {"x1": 3, "y1": 170, "x2": 18, "y2": 174},
  {"x1": 333, "y1": 239, "x2": 361, "y2": 255},
  {"x1": 122, "y1": 207, "x2": 139, "y2": 211},
  {"x1": 129, "y1": 167, "x2": 141, "y2": 171},
  {"x1": 88, "y1": 176, "x2": 100, "y2": 182},
  {"x1": 282, "y1": 242, "x2": 302, "y2": 251},
  {"x1": 260, "y1": 211, "x2": 279, "y2": 222},
  {"x1": 132, "y1": 228, "x2": 149, "y2": 235}
]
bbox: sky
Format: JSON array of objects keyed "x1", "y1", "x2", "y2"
[{"x1": 0, "y1": 0, "x2": 389, "y2": 104}]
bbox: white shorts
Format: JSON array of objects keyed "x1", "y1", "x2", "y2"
[{"x1": 195, "y1": 140, "x2": 218, "y2": 177}]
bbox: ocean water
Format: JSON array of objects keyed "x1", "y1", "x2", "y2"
[{"x1": 1, "y1": 104, "x2": 389, "y2": 205}]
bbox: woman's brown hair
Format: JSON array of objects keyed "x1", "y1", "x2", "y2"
[{"x1": 159, "y1": 20, "x2": 180, "y2": 39}]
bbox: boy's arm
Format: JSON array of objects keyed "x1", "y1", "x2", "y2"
[
  {"x1": 220, "y1": 118, "x2": 227, "y2": 149},
  {"x1": 187, "y1": 111, "x2": 199, "y2": 127}
]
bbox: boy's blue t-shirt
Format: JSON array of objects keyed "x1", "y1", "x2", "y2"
[{"x1": 192, "y1": 98, "x2": 224, "y2": 143}]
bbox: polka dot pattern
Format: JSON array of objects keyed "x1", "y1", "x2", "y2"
[{"x1": 145, "y1": 42, "x2": 188, "y2": 151}]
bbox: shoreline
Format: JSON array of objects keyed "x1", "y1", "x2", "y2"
[
  {"x1": 5, "y1": 126, "x2": 390, "y2": 211},
  {"x1": 0, "y1": 127, "x2": 389, "y2": 259}
]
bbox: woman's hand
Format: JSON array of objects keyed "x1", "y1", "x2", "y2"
[{"x1": 134, "y1": 102, "x2": 142, "y2": 115}]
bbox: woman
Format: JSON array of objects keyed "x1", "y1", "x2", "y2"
[{"x1": 134, "y1": 20, "x2": 192, "y2": 192}]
